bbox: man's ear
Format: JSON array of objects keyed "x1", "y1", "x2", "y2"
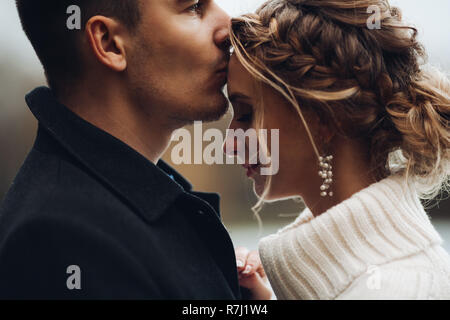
[{"x1": 85, "y1": 16, "x2": 128, "y2": 72}]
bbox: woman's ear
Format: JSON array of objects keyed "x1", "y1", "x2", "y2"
[{"x1": 85, "y1": 16, "x2": 127, "y2": 72}]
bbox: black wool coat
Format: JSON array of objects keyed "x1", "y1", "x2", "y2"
[{"x1": 0, "y1": 87, "x2": 244, "y2": 300}]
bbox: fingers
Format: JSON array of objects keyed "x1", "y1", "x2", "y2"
[
  {"x1": 235, "y1": 248, "x2": 272, "y2": 299},
  {"x1": 238, "y1": 272, "x2": 273, "y2": 299},
  {"x1": 241, "y1": 250, "x2": 261, "y2": 276},
  {"x1": 235, "y1": 248, "x2": 264, "y2": 277},
  {"x1": 246, "y1": 251, "x2": 261, "y2": 272},
  {"x1": 238, "y1": 270, "x2": 263, "y2": 289},
  {"x1": 235, "y1": 247, "x2": 250, "y2": 272}
]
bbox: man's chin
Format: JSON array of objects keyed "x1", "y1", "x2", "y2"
[
  {"x1": 169, "y1": 93, "x2": 229, "y2": 125},
  {"x1": 193, "y1": 94, "x2": 229, "y2": 123}
]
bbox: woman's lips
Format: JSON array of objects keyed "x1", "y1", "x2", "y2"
[{"x1": 242, "y1": 163, "x2": 260, "y2": 177}]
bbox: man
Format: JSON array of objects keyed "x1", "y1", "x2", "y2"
[{"x1": 0, "y1": 0, "x2": 242, "y2": 299}]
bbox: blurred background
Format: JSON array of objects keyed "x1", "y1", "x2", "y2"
[{"x1": 0, "y1": 0, "x2": 449, "y2": 251}]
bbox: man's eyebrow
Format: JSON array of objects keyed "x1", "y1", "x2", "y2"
[{"x1": 228, "y1": 93, "x2": 251, "y2": 103}]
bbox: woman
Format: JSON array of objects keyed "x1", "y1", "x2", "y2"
[{"x1": 225, "y1": 0, "x2": 450, "y2": 299}]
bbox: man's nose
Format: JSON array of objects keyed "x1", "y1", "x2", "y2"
[{"x1": 213, "y1": 3, "x2": 231, "y2": 50}]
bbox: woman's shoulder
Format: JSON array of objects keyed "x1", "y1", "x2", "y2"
[
  {"x1": 257, "y1": 207, "x2": 313, "y2": 263},
  {"x1": 259, "y1": 207, "x2": 314, "y2": 242}
]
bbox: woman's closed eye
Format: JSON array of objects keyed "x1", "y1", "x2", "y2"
[
  {"x1": 228, "y1": 92, "x2": 254, "y2": 124},
  {"x1": 236, "y1": 112, "x2": 253, "y2": 123},
  {"x1": 231, "y1": 101, "x2": 254, "y2": 123}
]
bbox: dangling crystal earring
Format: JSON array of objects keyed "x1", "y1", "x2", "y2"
[{"x1": 318, "y1": 155, "x2": 334, "y2": 197}]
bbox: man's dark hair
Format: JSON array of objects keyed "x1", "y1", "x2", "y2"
[{"x1": 16, "y1": 0, "x2": 141, "y2": 95}]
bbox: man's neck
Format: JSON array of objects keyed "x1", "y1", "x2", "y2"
[{"x1": 60, "y1": 86, "x2": 176, "y2": 164}]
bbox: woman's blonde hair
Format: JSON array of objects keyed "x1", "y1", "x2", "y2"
[{"x1": 230, "y1": 0, "x2": 450, "y2": 212}]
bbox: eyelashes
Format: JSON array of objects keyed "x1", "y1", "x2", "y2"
[
  {"x1": 236, "y1": 113, "x2": 253, "y2": 123},
  {"x1": 229, "y1": 100, "x2": 254, "y2": 123},
  {"x1": 187, "y1": 1, "x2": 205, "y2": 15}
]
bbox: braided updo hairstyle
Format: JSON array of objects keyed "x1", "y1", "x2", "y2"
[{"x1": 230, "y1": 0, "x2": 450, "y2": 201}]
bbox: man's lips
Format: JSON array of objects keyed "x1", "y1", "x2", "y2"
[
  {"x1": 216, "y1": 65, "x2": 228, "y2": 78},
  {"x1": 215, "y1": 66, "x2": 228, "y2": 86},
  {"x1": 215, "y1": 56, "x2": 229, "y2": 74},
  {"x1": 211, "y1": 56, "x2": 229, "y2": 87},
  {"x1": 216, "y1": 65, "x2": 228, "y2": 73}
]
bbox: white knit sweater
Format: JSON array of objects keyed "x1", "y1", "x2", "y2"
[{"x1": 258, "y1": 173, "x2": 450, "y2": 300}]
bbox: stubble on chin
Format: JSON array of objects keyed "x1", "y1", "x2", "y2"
[
  {"x1": 171, "y1": 91, "x2": 230, "y2": 125},
  {"x1": 200, "y1": 93, "x2": 230, "y2": 123}
]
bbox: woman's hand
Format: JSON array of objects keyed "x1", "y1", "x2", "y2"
[{"x1": 235, "y1": 247, "x2": 273, "y2": 300}]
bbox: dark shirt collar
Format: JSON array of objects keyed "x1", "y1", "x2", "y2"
[{"x1": 25, "y1": 86, "x2": 200, "y2": 223}]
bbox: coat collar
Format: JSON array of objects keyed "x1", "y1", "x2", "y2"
[{"x1": 26, "y1": 86, "x2": 202, "y2": 224}]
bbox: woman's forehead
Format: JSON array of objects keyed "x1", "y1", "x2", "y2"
[{"x1": 227, "y1": 55, "x2": 256, "y2": 96}]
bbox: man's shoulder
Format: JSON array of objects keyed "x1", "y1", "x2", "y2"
[
  {"x1": 6, "y1": 145, "x2": 130, "y2": 200},
  {"x1": 0, "y1": 148, "x2": 136, "y2": 234}
]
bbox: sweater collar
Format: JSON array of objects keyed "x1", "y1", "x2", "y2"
[{"x1": 259, "y1": 173, "x2": 444, "y2": 299}]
